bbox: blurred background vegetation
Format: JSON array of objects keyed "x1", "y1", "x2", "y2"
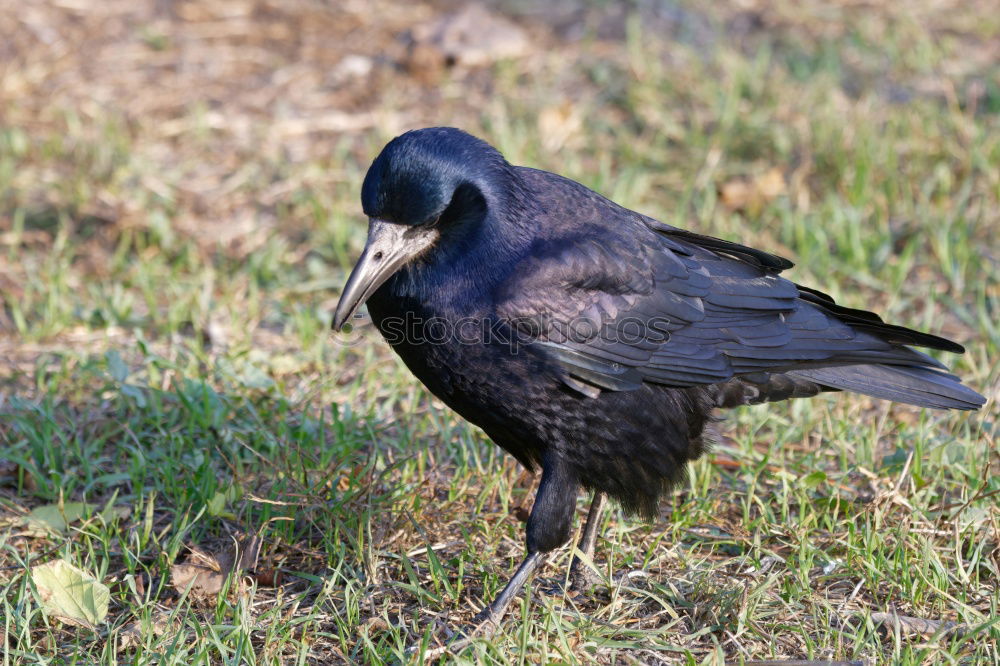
[{"x1": 0, "y1": 1, "x2": 997, "y2": 663}]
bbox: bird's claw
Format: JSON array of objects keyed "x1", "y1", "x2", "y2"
[
  {"x1": 405, "y1": 612, "x2": 500, "y2": 660},
  {"x1": 569, "y1": 564, "x2": 604, "y2": 592}
]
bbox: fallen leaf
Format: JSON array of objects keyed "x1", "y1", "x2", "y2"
[
  {"x1": 170, "y1": 547, "x2": 227, "y2": 598},
  {"x1": 118, "y1": 610, "x2": 179, "y2": 650},
  {"x1": 250, "y1": 568, "x2": 281, "y2": 587},
  {"x1": 870, "y1": 610, "x2": 965, "y2": 637},
  {"x1": 538, "y1": 102, "x2": 583, "y2": 152},
  {"x1": 720, "y1": 167, "x2": 786, "y2": 214},
  {"x1": 31, "y1": 560, "x2": 109, "y2": 629},
  {"x1": 361, "y1": 616, "x2": 390, "y2": 632},
  {"x1": 170, "y1": 535, "x2": 262, "y2": 600},
  {"x1": 720, "y1": 179, "x2": 752, "y2": 210},
  {"x1": 755, "y1": 167, "x2": 786, "y2": 199},
  {"x1": 23, "y1": 502, "x2": 92, "y2": 537}
]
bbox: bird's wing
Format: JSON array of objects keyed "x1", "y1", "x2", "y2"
[{"x1": 495, "y1": 222, "x2": 968, "y2": 399}]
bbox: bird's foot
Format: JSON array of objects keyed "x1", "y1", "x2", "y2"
[
  {"x1": 565, "y1": 562, "x2": 652, "y2": 596},
  {"x1": 569, "y1": 561, "x2": 604, "y2": 592},
  {"x1": 407, "y1": 552, "x2": 545, "y2": 659},
  {"x1": 409, "y1": 614, "x2": 498, "y2": 661},
  {"x1": 469, "y1": 604, "x2": 505, "y2": 628}
]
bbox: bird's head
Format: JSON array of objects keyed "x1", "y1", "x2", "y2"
[{"x1": 333, "y1": 127, "x2": 515, "y2": 330}]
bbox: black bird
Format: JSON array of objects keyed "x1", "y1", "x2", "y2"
[{"x1": 333, "y1": 127, "x2": 984, "y2": 628}]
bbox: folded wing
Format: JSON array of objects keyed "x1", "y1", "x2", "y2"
[{"x1": 496, "y1": 221, "x2": 984, "y2": 411}]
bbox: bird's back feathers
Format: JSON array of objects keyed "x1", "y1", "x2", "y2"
[{"x1": 499, "y1": 167, "x2": 984, "y2": 411}]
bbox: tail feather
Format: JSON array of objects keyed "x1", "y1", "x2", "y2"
[
  {"x1": 786, "y1": 364, "x2": 985, "y2": 411},
  {"x1": 796, "y1": 286, "x2": 966, "y2": 354}
]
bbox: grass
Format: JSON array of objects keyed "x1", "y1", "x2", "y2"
[{"x1": 1, "y1": 0, "x2": 998, "y2": 663}]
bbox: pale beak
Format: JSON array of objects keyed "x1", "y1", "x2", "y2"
[{"x1": 332, "y1": 219, "x2": 438, "y2": 331}]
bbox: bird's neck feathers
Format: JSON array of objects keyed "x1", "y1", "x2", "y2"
[
  {"x1": 474, "y1": 162, "x2": 539, "y2": 259},
  {"x1": 392, "y1": 168, "x2": 538, "y2": 307}
]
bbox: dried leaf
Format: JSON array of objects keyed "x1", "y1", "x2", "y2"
[
  {"x1": 170, "y1": 561, "x2": 227, "y2": 598},
  {"x1": 249, "y1": 568, "x2": 281, "y2": 587},
  {"x1": 870, "y1": 611, "x2": 964, "y2": 637},
  {"x1": 720, "y1": 167, "x2": 787, "y2": 214},
  {"x1": 756, "y1": 167, "x2": 786, "y2": 199},
  {"x1": 720, "y1": 179, "x2": 752, "y2": 210},
  {"x1": 31, "y1": 560, "x2": 109, "y2": 629},
  {"x1": 118, "y1": 610, "x2": 178, "y2": 650},
  {"x1": 170, "y1": 535, "x2": 262, "y2": 600},
  {"x1": 538, "y1": 102, "x2": 583, "y2": 152}
]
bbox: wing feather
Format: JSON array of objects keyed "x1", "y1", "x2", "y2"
[{"x1": 493, "y1": 199, "x2": 980, "y2": 408}]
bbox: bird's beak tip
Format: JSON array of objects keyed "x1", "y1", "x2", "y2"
[{"x1": 331, "y1": 303, "x2": 356, "y2": 332}]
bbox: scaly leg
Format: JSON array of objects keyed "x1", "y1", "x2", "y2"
[
  {"x1": 469, "y1": 550, "x2": 545, "y2": 627},
  {"x1": 570, "y1": 491, "x2": 606, "y2": 589},
  {"x1": 453, "y1": 452, "x2": 578, "y2": 640},
  {"x1": 414, "y1": 454, "x2": 580, "y2": 657}
]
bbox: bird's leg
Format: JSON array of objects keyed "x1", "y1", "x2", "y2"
[
  {"x1": 468, "y1": 452, "x2": 578, "y2": 630},
  {"x1": 569, "y1": 491, "x2": 606, "y2": 589},
  {"x1": 420, "y1": 454, "x2": 577, "y2": 656},
  {"x1": 469, "y1": 551, "x2": 545, "y2": 627}
]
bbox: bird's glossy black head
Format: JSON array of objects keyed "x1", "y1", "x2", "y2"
[
  {"x1": 361, "y1": 127, "x2": 504, "y2": 226},
  {"x1": 334, "y1": 128, "x2": 520, "y2": 330}
]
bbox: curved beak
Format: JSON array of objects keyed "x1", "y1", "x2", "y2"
[{"x1": 332, "y1": 219, "x2": 439, "y2": 331}]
